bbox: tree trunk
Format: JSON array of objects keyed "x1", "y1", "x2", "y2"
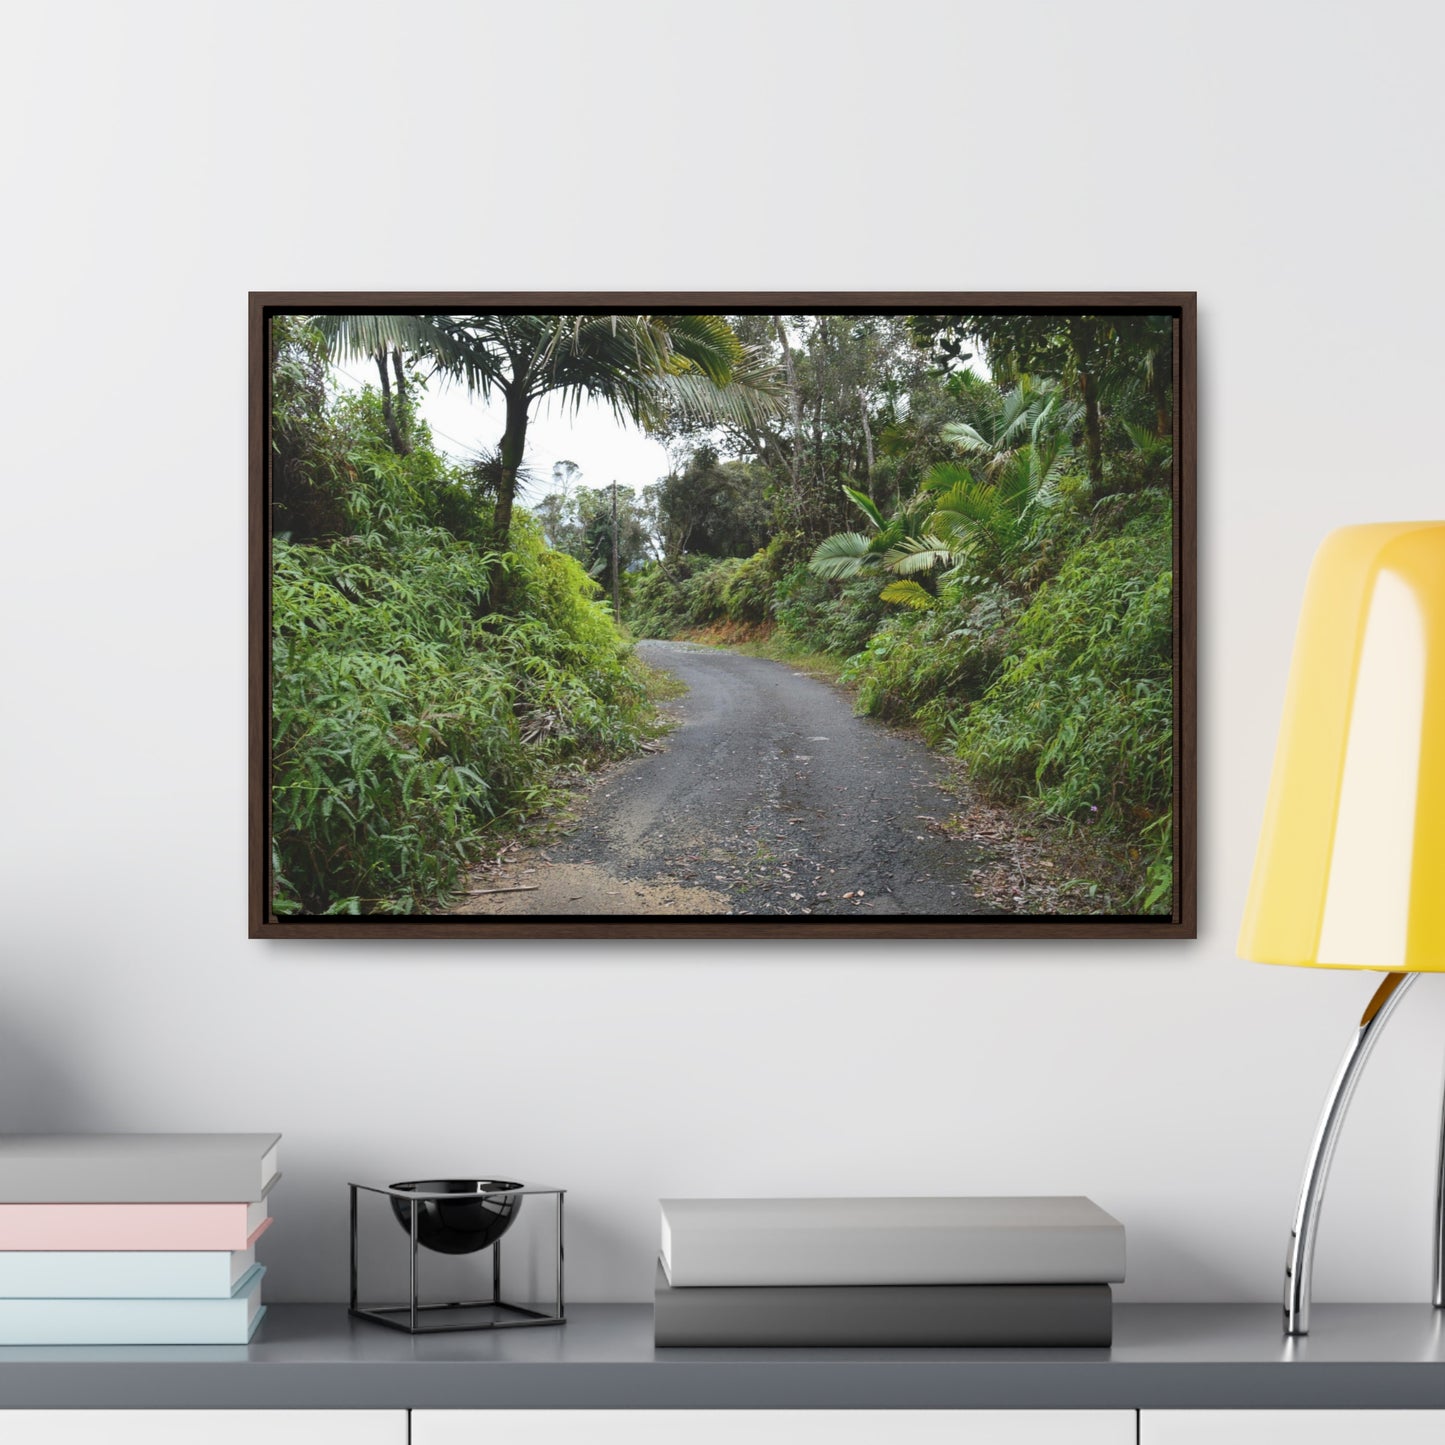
[
  {"x1": 375, "y1": 351, "x2": 406, "y2": 456},
  {"x1": 814, "y1": 319, "x2": 829, "y2": 505},
  {"x1": 610, "y1": 481, "x2": 621, "y2": 625},
  {"x1": 1066, "y1": 319, "x2": 1105, "y2": 493},
  {"x1": 1080, "y1": 368, "x2": 1103, "y2": 492},
  {"x1": 491, "y1": 383, "x2": 530, "y2": 609},
  {"x1": 858, "y1": 387, "x2": 875, "y2": 482},
  {"x1": 390, "y1": 347, "x2": 411, "y2": 454},
  {"x1": 772, "y1": 317, "x2": 806, "y2": 529},
  {"x1": 648, "y1": 544, "x2": 687, "y2": 592}
]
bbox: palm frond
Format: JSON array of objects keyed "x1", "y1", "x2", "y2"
[
  {"x1": 650, "y1": 361, "x2": 786, "y2": 432},
  {"x1": 653, "y1": 314, "x2": 745, "y2": 383},
  {"x1": 530, "y1": 317, "x2": 784, "y2": 433},
  {"x1": 942, "y1": 421, "x2": 989, "y2": 453},
  {"x1": 882, "y1": 536, "x2": 955, "y2": 575},
  {"x1": 809, "y1": 531, "x2": 880, "y2": 579},
  {"x1": 842, "y1": 485, "x2": 887, "y2": 530},
  {"x1": 310, "y1": 314, "x2": 505, "y2": 395},
  {"x1": 1124, "y1": 421, "x2": 1173, "y2": 469},
  {"x1": 928, "y1": 478, "x2": 1003, "y2": 523},
  {"x1": 879, "y1": 580, "x2": 935, "y2": 610},
  {"x1": 921, "y1": 462, "x2": 978, "y2": 496}
]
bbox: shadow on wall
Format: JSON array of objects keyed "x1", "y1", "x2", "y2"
[{"x1": 0, "y1": 1007, "x2": 97, "y2": 1131}]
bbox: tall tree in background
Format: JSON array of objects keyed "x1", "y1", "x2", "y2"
[
  {"x1": 644, "y1": 445, "x2": 772, "y2": 561},
  {"x1": 313, "y1": 314, "x2": 784, "y2": 603},
  {"x1": 536, "y1": 482, "x2": 650, "y2": 579},
  {"x1": 731, "y1": 316, "x2": 928, "y2": 546}
]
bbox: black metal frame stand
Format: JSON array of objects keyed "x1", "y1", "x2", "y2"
[{"x1": 348, "y1": 1181, "x2": 565, "y2": 1335}]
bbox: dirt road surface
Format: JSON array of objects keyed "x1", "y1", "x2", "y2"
[{"x1": 453, "y1": 640, "x2": 995, "y2": 918}]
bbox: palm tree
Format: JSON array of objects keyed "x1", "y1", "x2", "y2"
[
  {"x1": 807, "y1": 485, "x2": 937, "y2": 585},
  {"x1": 879, "y1": 447, "x2": 1070, "y2": 606},
  {"x1": 312, "y1": 314, "x2": 784, "y2": 599},
  {"x1": 940, "y1": 376, "x2": 1082, "y2": 484},
  {"x1": 808, "y1": 381, "x2": 1082, "y2": 612}
]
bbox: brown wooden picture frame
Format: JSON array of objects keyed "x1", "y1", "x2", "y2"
[{"x1": 250, "y1": 292, "x2": 1195, "y2": 940}]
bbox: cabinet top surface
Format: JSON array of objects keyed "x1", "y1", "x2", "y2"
[{"x1": 1, "y1": 1304, "x2": 1443, "y2": 1410}]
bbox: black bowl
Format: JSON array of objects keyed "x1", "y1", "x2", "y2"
[{"x1": 388, "y1": 1179, "x2": 524, "y2": 1255}]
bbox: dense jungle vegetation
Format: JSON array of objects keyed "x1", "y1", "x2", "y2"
[{"x1": 270, "y1": 311, "x2": 1174, "y2": 915}]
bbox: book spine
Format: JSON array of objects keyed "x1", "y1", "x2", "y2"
[
  {"x1": 666, "y1": 1224, "x2": 1125, "y2": 1286},
  {"x1": 0, "y1": 1138, "x2": 279, "y2": 1203},
  {"x1": 0, "y1": 1250, "x2": 246, "y2": 1297},
  {"x1": 0, "y1": 1205, "x2": 269, "y2": 1252},
  {"x1": 0, "y1": 1304, "x2": 266, "y2": 1346},
  {"x1": 0, "y1": 1269, "x2": 265, "y2": 1345},
  {"x1": 654, "y1": 1279, "x2": 1113, "y2": 1348}
]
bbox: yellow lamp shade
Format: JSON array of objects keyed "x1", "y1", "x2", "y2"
[{"x1": 1239, "y1": 522, "x2": 1445, "y2": 971}]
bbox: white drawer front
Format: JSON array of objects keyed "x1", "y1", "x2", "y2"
[
  {"x1": 1143, "y1": 1410, "x2": 1445, "y2": 1444},
  {"x1": 0, "y1": 1411, "x2": 406, "y2": 1445},
  {"x1": 414, "y1": 1410, "x2": 1135, "y2": 1445}
]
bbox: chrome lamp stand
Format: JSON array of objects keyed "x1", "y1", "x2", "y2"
[{"x1": 1284, "y1": 972, "x2": 1443, "y2": 1334}]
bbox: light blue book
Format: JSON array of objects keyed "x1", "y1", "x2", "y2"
[
  {"x1": 0, "y1": 1246, "x2": 255, "y2": 1298},
  {"x1": 0, "y1": 1264, "x2": 264, "y2": 1344}
]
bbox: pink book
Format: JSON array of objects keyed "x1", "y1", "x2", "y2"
[{"x1": 0, "y1": 1199, "x2": 271, "y2": 1251}]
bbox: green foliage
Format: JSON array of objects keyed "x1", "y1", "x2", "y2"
[
  {"x1": 809, "y1": 379, "x2": 1086, "y2": 600},
  {"x1": 270, "y1": 428, "x2": 645, "y2": 915},
  {"x1": 535, "y1": 480, "x2": 650, "y2": 579},
  {"x1": 951, "y1": 500, "x2": 1174, "y2": 910},
  {"x1": 842, "y1": 583, "x2": 1022, "y2": 739},
  {"x1": 270, "y1": 317, "x2": 353, "y2": 542},
  {"x1": 644, "y1": 446, "x2": 773, "y2": 561},
  {"x1": 721, "y1": 548, "x2": 781, "y2": 622},
  {"x1": 772, "y1": 563, "x2": 887, "y2": 658},
  {"x1": 625, "y1": 542, "x2": 785, "y2": 637},
  {"x1": 878, "y1": 579, "x2": 934, "y2": 610},
  {"x1": 678, "y1": 554, "x2": 767, "y2": 626},
  {"x1": 625, "y1": 561, "x2": 702, "y2": 639}
]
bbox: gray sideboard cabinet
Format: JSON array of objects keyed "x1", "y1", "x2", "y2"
[{"x1": 4, "y1": 1304, "x2": 1445, "y2": 1437}]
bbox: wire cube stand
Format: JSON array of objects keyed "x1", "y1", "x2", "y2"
[{"x1": 348, "y1": 1181, "x2": 565, "y2": 1335}]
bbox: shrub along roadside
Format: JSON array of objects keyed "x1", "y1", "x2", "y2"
[
  {"x1": 271, "y1": 453, "x2": 652, "y2": 917},
  {"x1": 952, "y1": 516, "x2": 1174, "y2": 910}
]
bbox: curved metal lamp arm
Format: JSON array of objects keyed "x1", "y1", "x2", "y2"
[
  {"x1": 1436, "y1": 1048, "x2": 1445, "y2": 1309},
  {"x1": 1285, "y1": 970, "x2": 1418, "y2": 1335}
]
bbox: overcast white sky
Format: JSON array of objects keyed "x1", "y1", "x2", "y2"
[{"x1": 329, "y1": 357, "x2": 673, "y2": 503}]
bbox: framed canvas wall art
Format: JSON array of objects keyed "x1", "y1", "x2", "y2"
[{"x1": 249, "y1": 293, "x2": 1195, "y2": 939}]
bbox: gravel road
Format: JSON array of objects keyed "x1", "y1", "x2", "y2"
[{"x1": 454, "y1": 640, "x2": 994, "y2": 918}]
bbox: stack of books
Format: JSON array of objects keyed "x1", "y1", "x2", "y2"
[
  {"x1": 0, "y1": 1134, "x2": 280, "y2": 1344},
  {"x1": 655, "y1": 1196, "x2": 1124, "y2": 1347}
]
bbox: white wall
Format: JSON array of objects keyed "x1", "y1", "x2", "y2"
[{"x1": 3, "y1": 0, "x2": 1443, "y2": 1306}]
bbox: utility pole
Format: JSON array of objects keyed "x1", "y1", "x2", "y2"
[{"x1": 610, "y1": 480, "x2": 621, "y2": 625}]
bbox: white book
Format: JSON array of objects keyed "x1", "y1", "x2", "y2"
[
  {"x1": 659, "y1": 1196, "x2": 1126, "y2": 1287},
  {"x1": 0, "y1": 1134, "x2": 280, "y2": 1203},
  {"x1": 0, "y1": 1246, "x2": 255, "y2": 1298}
]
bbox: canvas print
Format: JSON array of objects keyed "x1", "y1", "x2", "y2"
[{"x1": 254, "y1": 297, "x2": 1193, "y2": 936}]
